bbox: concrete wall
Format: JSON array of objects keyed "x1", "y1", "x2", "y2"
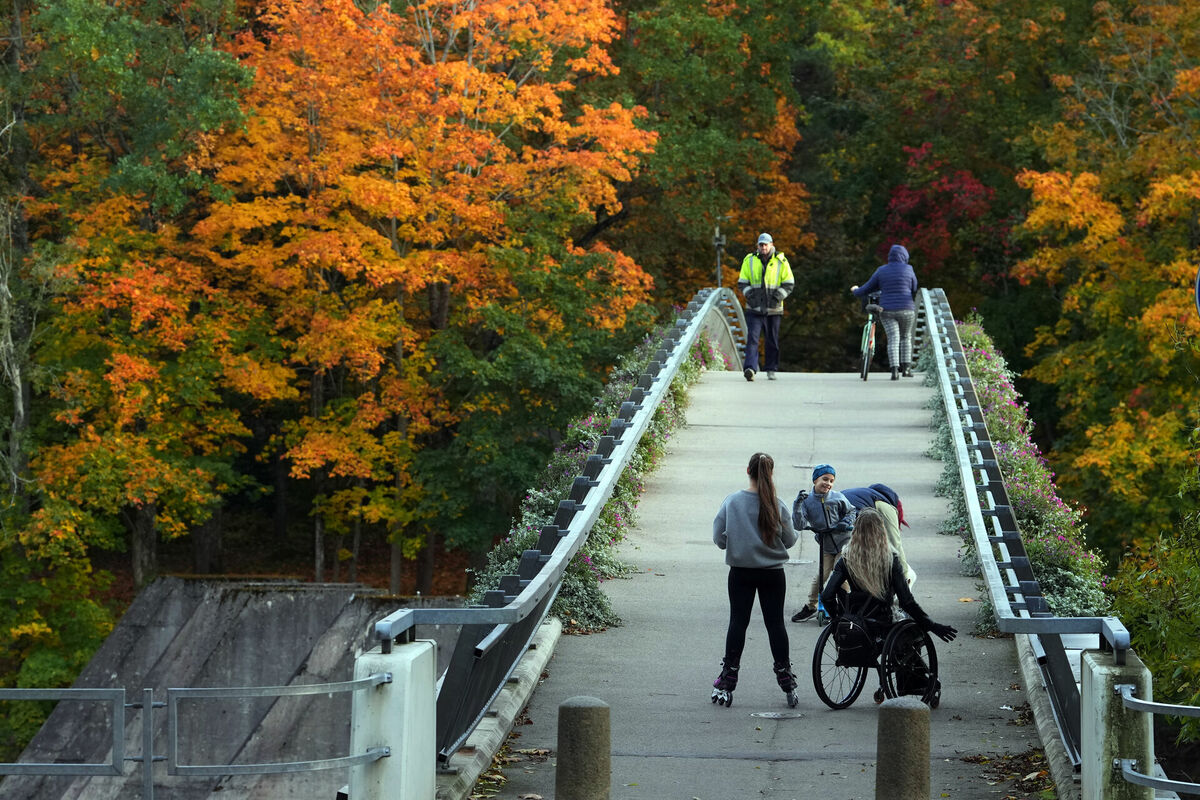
[{"x1": 1, "y1": 577, "x2": 462, "y2": 799}]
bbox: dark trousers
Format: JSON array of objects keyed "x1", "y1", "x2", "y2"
[
  {"x1": 743, "y1": 312, "x2": 781, "y2": 372},
  {"x1": 724, "y1": 566, "x2": 790, "y2": 666}
]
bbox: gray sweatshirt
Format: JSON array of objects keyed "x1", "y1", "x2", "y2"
[{"x1": 713, "y1": 490, "x2": 799, "y2": 568}]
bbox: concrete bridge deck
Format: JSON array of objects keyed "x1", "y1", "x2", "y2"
[{"x1": 479, "y1": 368, "x2": 1047, "y2": 799}]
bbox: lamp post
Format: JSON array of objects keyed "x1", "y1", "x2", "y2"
[{"x1": 713, "y1": 225, "x2": 726, "y2": 288}]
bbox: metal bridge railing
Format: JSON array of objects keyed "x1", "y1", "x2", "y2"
[
  {"x1": 921, "y1": 287, "x2": 1199, "y2": 798},
  {"x1": 0, "y1": 677, "x2": 391, "y2": 799},
  {"x1": 368, "y1": 286, "x2": 746, "y2": 763}
]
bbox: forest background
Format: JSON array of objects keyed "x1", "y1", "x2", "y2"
[{"x1": 2, "y1": 0, "x2": 1199, "y2": 764}]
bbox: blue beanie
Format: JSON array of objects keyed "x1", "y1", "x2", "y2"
[{"x1": 812, "y1": 464, "x2": 835, "y2": 482}]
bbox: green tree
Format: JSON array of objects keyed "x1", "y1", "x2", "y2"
[{"x1": 577, "y1": 0, "x2": 816, "y2": 305}]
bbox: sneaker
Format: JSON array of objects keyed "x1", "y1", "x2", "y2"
[
  {"x1": 791, "y1": 605, "x2": 816, "y2": 622},
  {"x1": 766, "y1": 371, "x2": 777, "y2": 380},
  {"x1": 743, "y1": 368, "x2": 755, "y2": 381}
]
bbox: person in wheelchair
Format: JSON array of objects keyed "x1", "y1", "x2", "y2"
[{"x1": 815, "y1": 509, "x2": 956, "y2": 707}]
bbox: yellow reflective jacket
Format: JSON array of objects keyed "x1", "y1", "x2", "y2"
[{"x1": 738, "y1": 250, "x2": 794, "y2": 315}]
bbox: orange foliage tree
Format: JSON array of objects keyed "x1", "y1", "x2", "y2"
[{"x1": 192, "y1": 0, "x2": 656, "y2": 585}]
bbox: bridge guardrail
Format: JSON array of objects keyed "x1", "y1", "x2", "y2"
[
  {"x1": 0, "y1": 678, "x2": 391, "y2": 799},
  {"x1": 921, "y1": 287, "x2": 1198, "y2": 798},
  {"x1": 371, "y1": 285, "x2": 746, "y2": 762}
]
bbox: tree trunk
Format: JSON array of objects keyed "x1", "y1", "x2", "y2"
[
  {"x1": 192, "y1": 507, "x2": 223, "y2": 574},
  {"x1": 330, "y1": 530, "x2": 340, "y2": 582},
  {"x1": 273, "y1": 451, "x2": 289, "y2": 541},
  {"x1": 129, "y1": 503, "x2": 158, "y2": 589},
  {"x1": 1, "y1": 6, "x2": 35, "y2": 517},
  {"x1": 313, "y1": 513, "x2": 325, "y2": 582},
  {"x1": 349, "y1": 500, "x2": 361, "y2": 583},
  {"x1": 310, "y1": 369, "x2": 324, "y2": 582},
  {"x1": 416, "y1": 529, "x2": 438, "y2": 595},
  {"x1": 390, "y1": 538, "x2": 403, "y2": 595}
]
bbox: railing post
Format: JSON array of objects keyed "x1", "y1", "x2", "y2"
[
  {"x1": 349, "y1": 640, "x2": 436, "y2": 800},
  {"x1": 1080, "y1": 649, "x2": 1153, "y2": 800}
]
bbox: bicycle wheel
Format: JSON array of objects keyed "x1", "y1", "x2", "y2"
[
  {"x1": 881, "y1": 619, "x2": 940, "y2": 706},
  {"x1": 859, "y1": 319, "x2": 876, "y2": 381},
  {"x1": 812, "y1": 623, "x2": 868, "y2": 709}
]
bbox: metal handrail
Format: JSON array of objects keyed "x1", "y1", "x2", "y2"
[
  {"x1": 167, "y1": 673, "x2": 392, "y2": 776},
  {"x1": 0, "y1": 675, "x2": 394, "y2": 796},
  {"x1": 1117, "y1": 684, "x2": 1200, "y2": 718},
  {"x1": 1116, "y1": 685, "x2": 1200, "y2": 795},
  {"x1": 371, "y1": 287, "x2": 743, "y2": 646},
  {"x1": 923, "y1": 287, "x2": 1200, "y2": 794},
  {"x1": 0, "y1": 688, "x2": 126, "y2": 776},
  {"x1": 1119, "y1": 759, "x2": 1200, "y2": 796},
  {"x1": 923, "y1": 288, "x2": 1129, "y2": 647},
  {"x1": 922, "y1": 286, "x2": 1123, "y2": 766}
]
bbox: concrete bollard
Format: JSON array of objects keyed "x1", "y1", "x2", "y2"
[
  {"x1": 555, "y1": 696, "x2": 611, "y2": 800},
  {"x1": 1080, "y1": 649, "x2": 1153, "y2": 800},
  {"x1": 876, "y1": 696, "x2": 929, "y2": 800}
]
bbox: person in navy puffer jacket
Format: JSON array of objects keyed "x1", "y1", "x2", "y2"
[{"x1": 851, "y1": 244, "x2": 919, "y2": 380}]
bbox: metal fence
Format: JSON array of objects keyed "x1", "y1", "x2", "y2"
[
  {"x1": 0, "y1": 678, "x2": 391, "y2": 800},
  {"x1": 920, "y1": 287, "x2": 1200, "y2": 797}
]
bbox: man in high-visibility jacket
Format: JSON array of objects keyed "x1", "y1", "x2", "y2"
[{"x1": 737, "y1": 232, "x2": 794, "y2": 381}]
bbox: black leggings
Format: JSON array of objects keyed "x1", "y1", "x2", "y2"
[{"x1": 724, "y1": 566, "x2": 790, "y2": 666}]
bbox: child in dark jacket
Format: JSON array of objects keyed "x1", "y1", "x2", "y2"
[{"x1": 790, "y1": 464, "x2": 856, "y2": 622}]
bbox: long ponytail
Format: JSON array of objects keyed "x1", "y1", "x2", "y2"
[{"x1": 749, "y1": 452, "x2": 781, "y2": 545}]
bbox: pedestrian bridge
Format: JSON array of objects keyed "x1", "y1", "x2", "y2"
[
  {"x1": 469, "y1": 365, "x2": 1050, "y2": 799},
  {"x1": 2, "y1": 288, "x2": 1191, "y2": 800}
]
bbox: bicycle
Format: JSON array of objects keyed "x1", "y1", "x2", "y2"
[{"x1": 859, "y1": 291, "x2": 882, "y2": 381}]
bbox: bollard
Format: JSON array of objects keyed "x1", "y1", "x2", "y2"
[
  {"x1": 876, "y1": 696, "x2": 929, "y2": 800},
  {"x1": 556, "y1": 696, "x2": 611, "y2": 800},
  {"x1": 348, "y1": 641, "x2": 436, "y2": 800}
]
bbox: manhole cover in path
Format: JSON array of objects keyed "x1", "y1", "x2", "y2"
[{"x1": 750, "y1": 711, "x2": 804, "y2": 720}]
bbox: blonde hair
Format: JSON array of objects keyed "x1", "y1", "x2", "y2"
[{"x1": 843, "y1": 509, "x2": 893, "y2": 600}]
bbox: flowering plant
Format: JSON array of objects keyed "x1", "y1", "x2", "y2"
[{"x1": 925, "y1": 313, "x2": 1109, "y2": 628}]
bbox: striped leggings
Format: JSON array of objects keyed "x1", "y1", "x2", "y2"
[{"x1": 880, "y1": 309, "x2": 916, "y2": 368}]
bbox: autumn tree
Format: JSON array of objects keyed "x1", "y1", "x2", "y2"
[
  {"x1": 783, "y1": 0, "x2": 1100, "y2": 369},
  {"x1": 577, "y1": 0, "x2": 816, "y2": 307},
  {"x1": 1012, "y1": 1, "x2": 1200, "y2": 559},
  {"x1": 193, "y1": 0, "x2": 656, "y2": 588}
]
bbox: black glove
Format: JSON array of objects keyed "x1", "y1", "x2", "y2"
[
  {"x1": 771, "y1": 288, "x2": 785, "y2": 300},
  {"x1": 928, "y1": 623, "x2": 957, "y2": 643}
]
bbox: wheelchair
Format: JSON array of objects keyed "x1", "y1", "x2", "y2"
[{"x1": 811, "y1": 614, "x2": 941, "y2": 710}]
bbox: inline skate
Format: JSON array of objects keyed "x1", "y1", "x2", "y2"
[
  {"x1": 774, "y1": 661, "x2": 799, "y2": 709},
  {"x1": 711, "y1": 659, "x2": 739, "y2": 707}
]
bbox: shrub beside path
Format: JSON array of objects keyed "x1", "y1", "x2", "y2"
[{"x1": 479, "y1": 370, "x2": 1049, "y2": 800}]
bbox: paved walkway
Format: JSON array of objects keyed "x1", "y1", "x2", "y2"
[{"x1": 487, "y1": 369, "x2": 1045, "y2": 799}]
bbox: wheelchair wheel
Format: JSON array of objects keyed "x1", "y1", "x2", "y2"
[
  {"x1": 880, "y1": 619, "x2": 939, "y2": 706},
  {"x1": 812, "y1": 623, "x2": 868, "y2": 709}
]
